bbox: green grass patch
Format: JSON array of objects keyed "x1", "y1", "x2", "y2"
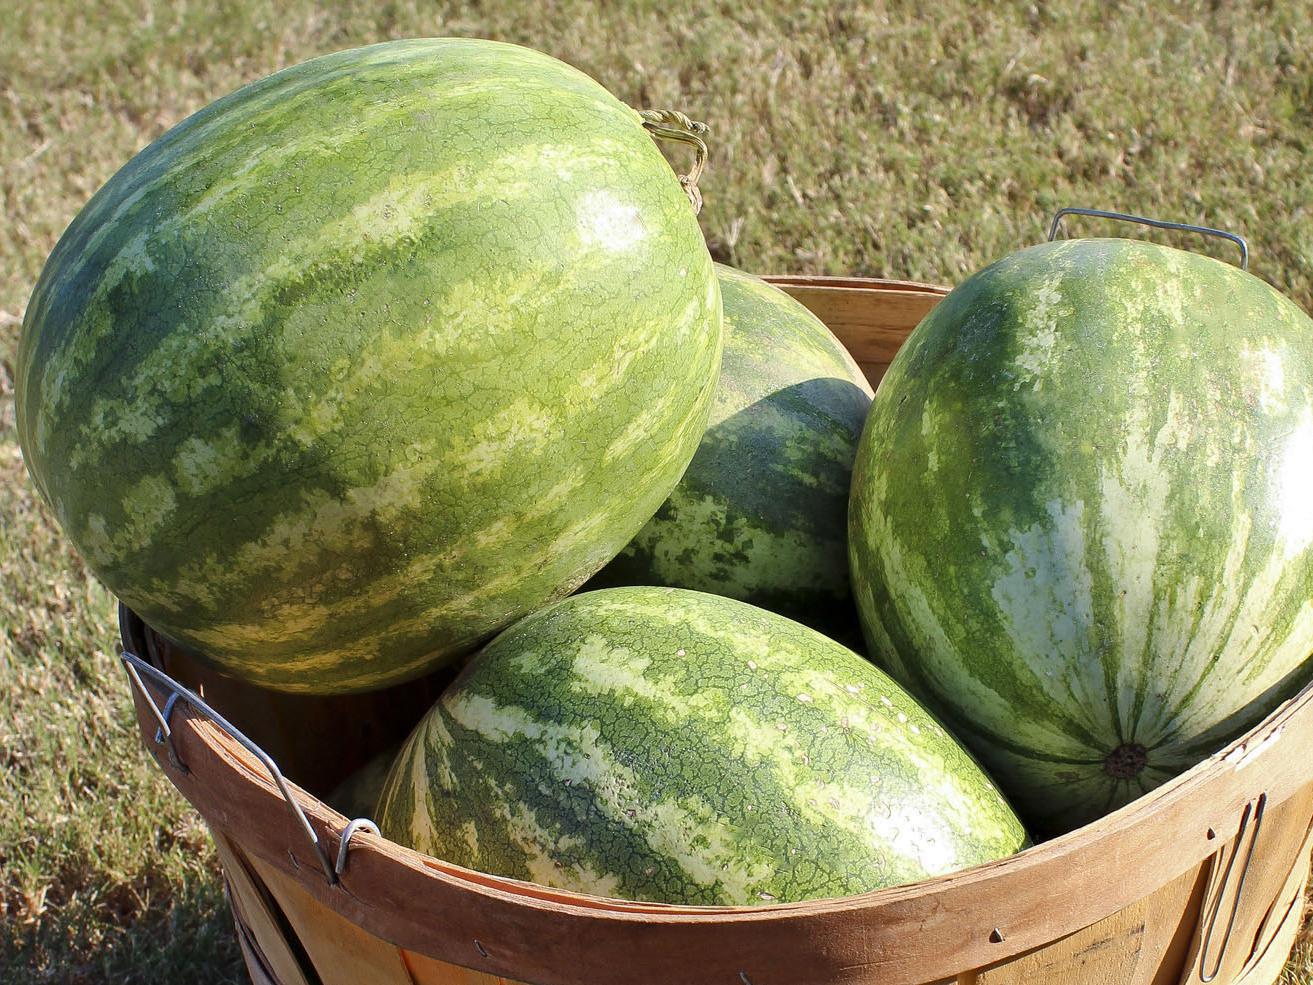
[{"x1": 2, "y1": 1, "x2": 1311, "y2": 981}]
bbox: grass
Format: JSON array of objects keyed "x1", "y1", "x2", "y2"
[
  {"x1": 1289, "y1": 926, "x2": 1313, "y2": 985},
  {"x1": 1, "y1": 0, "x2": 1311, "y2": 981}
]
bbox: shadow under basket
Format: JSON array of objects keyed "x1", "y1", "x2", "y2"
[{"x1": 118, "y1": 276, "x2": 1313, "y2": 985}]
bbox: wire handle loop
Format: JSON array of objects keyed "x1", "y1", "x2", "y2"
[
  {"x1": 335, "y1": 818, "x2": 380, "y2": 877},
  {"x1": 1198, "y1": 792, "x2": 1267, "y2": 982},
  {"x1": 155, "y1": 692, "x2": 187, "y2": 771},
  {"x1": 122, "y1": 657, "x2": 188, "y2": 773},
  {"x1": 119, "y1": 648, "x2": 340, "y2": 885},
  {"x1": 1047, "y1": 207, "x2": 1248, "y2": 270}
]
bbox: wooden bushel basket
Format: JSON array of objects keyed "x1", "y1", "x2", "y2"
[{"x1": 119, "y1": 276, "x2": 1313, "y2": 985}]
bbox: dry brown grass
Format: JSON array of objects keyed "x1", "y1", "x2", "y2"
[{"x1": 1281, "y1": 907, "x2": 1313, "y2": 984}]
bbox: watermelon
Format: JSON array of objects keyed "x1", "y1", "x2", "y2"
[
  {"x1": 849, "y1": 238, "x2": 1313, "y2": 834},
  {"x1": 376, "y1": 587, "x2": 1027, "y2": 905},
  {"x1": 326, "y1": 742, "x2": 402, "y2": 821},
  {"x1": 15, "y1": 39, "x2": 722, "y2": 693},
  {"x1": 586, "y1": 264, "x2": 873, "y2": 642}
]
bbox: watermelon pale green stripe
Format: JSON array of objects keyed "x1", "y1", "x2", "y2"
[
  {"x1": 16, "y1": 39, "x2": 721, "y2": 693},
  {"x1": 587, "y1": 264, "x2": 873, "y2": 643},
  {"x1": 376, "y1": 587, "x2": 1027, "y2": 905},
  {"x1": 849, "y1": 238, "x2": 1313, "y2": 834}
]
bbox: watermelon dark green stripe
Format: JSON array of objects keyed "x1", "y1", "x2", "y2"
[
  {"x1": 587, "y1": 264, "x2": 873, "y2": 642},
  {"x1": 377, "y1": 587, "x2": 1027, "y2": 905},
  {"x1": 849, "y1": 238, "x2": 1313, "y2": 834},
  {"x1": 17, "y1": 39, "x2": 722, "y2": 693}
]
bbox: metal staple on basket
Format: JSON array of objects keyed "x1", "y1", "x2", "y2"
[{"x1": 335, "y1": 818, "x2": 381, "y2": 877}]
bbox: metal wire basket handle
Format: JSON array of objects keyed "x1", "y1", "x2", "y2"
[
  {"x1": 119, "y1": 645, "x2": 375, "y2": 886},
  {"x1": 1047, "y1": 206, "x2": 1249, "y2": 270}
]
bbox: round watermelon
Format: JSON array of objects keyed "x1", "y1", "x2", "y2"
[
  {"x1": 586, "y1": 264, "x2": 872, "y2": 643},
  {"x1": 376, "y1": 587, "x2": 1027, "y2": 905},
  {"x1": 849, "y1": 238, "x2": 1313, "y2": 834},
  {"x1": 16, "y1": 39, "x2": 722, "y2": 693}
]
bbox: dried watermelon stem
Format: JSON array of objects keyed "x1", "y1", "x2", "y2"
[{"x1": 639, "y1": 109, "x2": 709, "y2": 214}]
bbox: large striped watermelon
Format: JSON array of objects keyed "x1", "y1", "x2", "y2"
[
  {"x1": 849, "y1": 238, "x2": 1313, "y2": 834},
  {"x1": 586, "y1": 265, "x2": 873, "y2": 642},
  {"x1": 16, "y1": 39, "x2": 722, "y2": 693},
  {"x1": 376, "y1": 587, "x2": 1027, "y2": 905}
]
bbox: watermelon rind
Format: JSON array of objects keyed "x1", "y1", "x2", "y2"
[
  {"x1": 16, "y1": 39, "x2": 722, "y2": 693},
  {"x1": 849, "y1": 238, "x2": 1313, "y2": 833},
  {"x1": 377, "y1": 586, "x2": 1028, "y2": 905},
  {"x1": 587, "y1": 264, "x2": 872, "y2": 642}
]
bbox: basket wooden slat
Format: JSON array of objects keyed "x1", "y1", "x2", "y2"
[
  {"x1": 246, "y1": 850, "x2": 417, "y2": 985},
  {"x1": 1235, "y1": 868, "x2": 1310, "y2": 984},
  {"x1": 770, "y1": 278, "x2": 944, "y2": 385},
  {"x1": 232, "y1": 922, "x2": 284, "y2": 985},
  {"x1": 120, "y1": 275, "x2": 1313, "y2": 985},
  {"x1": 972, "y1": 864, "x2": 1207, "y2": 984},
  {"x1": 1179, "y1": 786, "x2": 1313, "y2": 983},
  {"x1": 214, "y1": 832, "x2": 315, "y2": 985}
]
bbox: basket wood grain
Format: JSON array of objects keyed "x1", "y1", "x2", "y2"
[{"x1": 121, "y1": 276, "x2": 1313, "y2": 985}]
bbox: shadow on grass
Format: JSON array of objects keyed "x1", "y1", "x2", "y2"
[{"x1": 1, "y1": 854, "x2": 245, "y2": 985}]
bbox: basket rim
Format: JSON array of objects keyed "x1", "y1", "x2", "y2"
[
  {"x1": 141, "y1": 650, "x2": 1313, "y2": 916},
  {"x1": 762, "y1": 273, "x2": 947, "y2": 295}
]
